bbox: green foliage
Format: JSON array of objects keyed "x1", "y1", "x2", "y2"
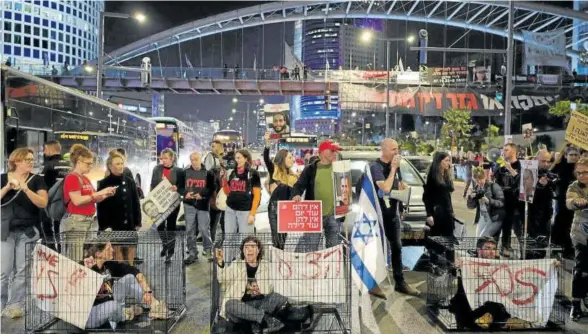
[
  {"x1": 400, "y1": 140, "x2": 417, "y2": 154},
  {"x1": 486, "y1": 124, "x2": 500, "y2": 139},
  {"x1": 417, "y1": 142, "x2": 435, "y2": 155},
  {"x1": 440, "y1": 109, "x2": 473, "y2": 149},
  {"x1": 548, "y1": 100, "x2": 588, "y2": 123}
]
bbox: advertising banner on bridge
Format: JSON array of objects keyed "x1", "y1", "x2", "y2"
[
  {"x1": 141, "y1": 179, "x2": 181, "y2": 229},
  {"x1": 339, "y1": 84, "x2": 558, "y2": 116},
  {"x1": 522, "y1": 29, "x2": 568, "y2": 69}
]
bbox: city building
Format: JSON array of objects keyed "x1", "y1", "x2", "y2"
[
  {"x1": 256, "y1": 109, "x2": 266, "y2": 144},
  {"x1": 1, "y1": 0, "x2": 103, "y2": 68},
  {"x1": 295, "y1": 118, "x2": 337, "y2": 136}
]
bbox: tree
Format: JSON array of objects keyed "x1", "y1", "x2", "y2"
[
  {"x1": 548, "y1": 100, "x2": 588, "y2": 123},
  {"x1": 417, "y1": 142, "x2": 435, "y2": 156},
  {"x1": 440, "y1": 109, "x2": 473, "y2": 150}
]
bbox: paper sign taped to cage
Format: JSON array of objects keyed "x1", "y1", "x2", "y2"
[
  {"x1": 333, "y1": 160, "x2": 352, "y2": 218},
  {"x1": 277, "y1": 201, "x2": 322, "y2": 233},
  {"x1": 31, "y1": 244, "x2": 104, "y2": 329},
  {"x1": 140, "y1": 178, "x2": 181, "y2": 230},
  {"x1": 565, "y1": 111, "x2": 588, "y2": 151},
  {"x1": 269, "y1": 246, "x2": 345, "y2": 304},
  {"x1": 458, "y1": 256, "x2": 558, "y2": 326}
]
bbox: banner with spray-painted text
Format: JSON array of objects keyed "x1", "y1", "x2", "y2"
[{"x1": 522, "y1": 29, "x2": 568, "y2": 69}]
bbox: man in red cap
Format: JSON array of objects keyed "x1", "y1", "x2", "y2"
[{"x1": 292, "y1": 140, "x2": 341, "y2": 250}]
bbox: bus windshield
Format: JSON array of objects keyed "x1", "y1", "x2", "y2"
[{"x1": 156, "y1": 126, "x2": 177, "y2": 155}]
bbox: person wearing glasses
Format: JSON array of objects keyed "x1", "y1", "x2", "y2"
[
  {"x1": 1, "y1": 148, "x2": 48, "y2": 319},
  {"x1": 61, "y1": 144, "x2": 116, "y2": 262}
]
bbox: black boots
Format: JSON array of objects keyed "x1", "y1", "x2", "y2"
[{"x1": 570, "y1": 300, "x2": 584, "y2": 322}]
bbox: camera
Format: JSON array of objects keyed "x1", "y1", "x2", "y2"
[
  {"x1": 473, "y1": 188, "x2": 486, "y2": 200},
  {"x1": 538, "y1": 168, "x2": 558, "y2": 185}
]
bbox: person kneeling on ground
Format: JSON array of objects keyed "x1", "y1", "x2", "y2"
[
  {"x1": 82, "y1": 242, "x2": 169, "y2": 329},
  {"x1": 216, "y1": 236, "x2": 313, "y2": 333}
]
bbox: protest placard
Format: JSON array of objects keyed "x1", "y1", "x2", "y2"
[
  {"x1": 277, "y1": 200, "x2": 322, "y2": 233},
  {"x1": 458, "y1": 256, "x2": 558, "y2": 326},
  {"x1": 519, "y1": 160, "x2": 538, "y2": 203},
  {"x1": 32, "y1": 244, "x2": 103, "y2": 329},
  {"x1": 333, "y1": 160, "x2": 352, "y2": 218},
  {"x1": 264, "y1": 103, "x2": 291, "y2": 139},
  {"x1": 565, "y1": 111, "x2": 588, "y2": 151},
  {"x1": 269, "y1": 245, "x2": 345, "y2": 304},
  {"x1": 140, "y1": 178, "x2": 181, "y2": 230}
]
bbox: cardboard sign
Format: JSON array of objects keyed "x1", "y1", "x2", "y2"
[
  {"x1": 265, "y1": 103, "x2": 291, "y2": 139},
  {"x1": 522, "y1": 123, "x2": 534, "y2": 139},
  {"x1": 140, "y1": 178, "x2": 181, "y2": 230},
  {"x1": 565, "y1": 111, "x2": 588, "y2": 151},
  {"x1": 333, "y1": 160, "x2": 352, "y2": 218},
  {"x1": 519, "y1": 160, "x2": 539, "y2": 203},
  {"x1": 31, "y1": 244, "x2": 104, "y2": 329},
  {"x1": 277, "y1": 201, "x2": 322, "y2": 233}
]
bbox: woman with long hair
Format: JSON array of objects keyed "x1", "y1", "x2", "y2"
[
  {"x1": 1, "y1": 148, "x2": 48, "y2": 318},
  {"x1": 61, "y1": 144, "x2": 116, "y2": 262},
  {"x1": 222, "y1": 149, "x2": 262, "y2": 262},
  {"x1": 263, "y1": 132, "x2": 298, "y2": 249},
  {"x1": 423, "y1": 151, "x2": 455, "y2": 237},
  {"x1": 150, "y1": 148, "x2": 184, "y2": 262},
  {"x1": 97, "y1": 151, "x2": 142, "y2": 265}
]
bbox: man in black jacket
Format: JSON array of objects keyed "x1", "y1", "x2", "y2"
[
  {"x1": 40, "y1": 140, "x2": 70, "y2": 251},
  {"x1": 184, "y1": 152, "x2": 216, "y2": 264},
  {"x1": 529, "y1": 150, "x2": 554, "y2": 239},
  {"x1": 292, "y1": 140, "x2": 341, "y2": 251}
]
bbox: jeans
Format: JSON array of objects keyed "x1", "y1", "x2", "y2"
[
  {"x1": 184, "y1": 205, "x2": 212, "y2": 257},
  {"x1": 210, "y1": 208, "x2": 224, "y2": 243},
  {"x1": 476, "y1": 216, "x2": 503, "y2": 238},
  {"x1": 571, "y1": 242, "x2": 588, "y2": 299},
  {"x1": 268, "y1": 200, "x2": 286, "y2": 250},
  {"x1": 383, "y1": 214, "x2": 404, "y2": 284},
  {"x1": 1, "y1": 228, "x2": 40, "y2": 310},
  {"x1": 295, "y1": 216, "x2": 339, "y2": 252},
  {"x1": 224, "y1": 207, "x2": 254, "y2": 262},
  {"x1": 497, "y1": 204, "x2": 523, "y2": 252},
  {"x1": 60, "y1": 213, "x2": 97, "y2": 262},
  {"x1": 225, "y1": 292, "x2": 287, "y2": 324},
  {"x1": 158, "y1": 207, "x2": 180, "y2": 257},
  {"x1": 86, "y1": 274, "x2": 144, "y2": 328}
]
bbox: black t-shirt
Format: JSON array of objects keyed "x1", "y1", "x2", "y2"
[
  {"x1": 226, "y1": 168, "x2": 262, "y2": 211},
  {"x1": 370, "y1": 159, "x2": 402, "y2": 217},
  {"x1": 1, "y1": 173, "x2": 48, "y2": 230},
  {"x1": 89, "y1": 261, "x2": 140, "y2": 306},
  {"x1": 242, "y1": 263, "x2": 263, "y2": 302}
]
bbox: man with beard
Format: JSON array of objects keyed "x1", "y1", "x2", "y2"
[
  {"x1": 271, "y1": 112, "x2": 290, "y2": 135},
  {"x1": 528, "y1": 150, "x2": 554, "y2": 239},
  {"x1": 204, "y1": 140, "x2": 226, "y2": 243}
]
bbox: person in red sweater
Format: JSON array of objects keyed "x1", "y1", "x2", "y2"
[{"x1": 61, "y1": 144, "x2": 116, "y2": 262}]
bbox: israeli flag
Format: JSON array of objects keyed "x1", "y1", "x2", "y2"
[{"x1": 350, "y1": 167, "x2": 388, "y2": 293}]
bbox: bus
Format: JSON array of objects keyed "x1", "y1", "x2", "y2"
[
  {"x1": 150, "y1": 117, "x2": 198, "y2": 168},
  {"x1": 53, "y1": 131, "x2": 154, "y2": 189},
  {"x1": 277, "y1": 134, "x2": 318, "y2": 158},
  {"x1": 212, "y1": 130, "x2": 243, "y2": 153}
]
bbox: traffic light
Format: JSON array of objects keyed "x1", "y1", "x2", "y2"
[
  {"x1": 324, "y1": 95, "x2": 331, "y2": 111},
  {"x1": 140, "y1": 57, "x2": 152, "y2": 87}
]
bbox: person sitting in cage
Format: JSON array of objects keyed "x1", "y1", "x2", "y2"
[
  {"x1": 215, "y1": 236, "x2": 313, "y2": 333},
  {"x1": 82, "y1": 241, "x2": 170, "y2": 329}
]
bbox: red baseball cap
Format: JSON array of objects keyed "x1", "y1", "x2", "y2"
[{"x1": 318, "y1": 140, "x2": 341, "y2": 153}]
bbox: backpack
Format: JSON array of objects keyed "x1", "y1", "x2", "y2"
[
  {"x1": 46, "y1": 174, "x2": 82, "y2": 221},
  {"x1": 204, "y1": 152, "x2": 223, "y2": 210}
]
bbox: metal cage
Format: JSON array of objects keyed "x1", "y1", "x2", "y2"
[
  {"x1": 25, "y1": 230, "x2": 186, "y2": 333},
  {"x1": 426, "y1": 236, "x2": 568, "y2": 331},
  {"x1": 210, "y1": 232, "x2": 352, "y2": 333}
]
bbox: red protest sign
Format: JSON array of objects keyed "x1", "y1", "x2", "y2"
[{"x1": 277, "y1": 201, "x2": 322, "y2": 233}]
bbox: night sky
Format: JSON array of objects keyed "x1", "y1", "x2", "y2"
[{"x1": 102, "y1": 1, "x2": 575, "y2": 136}]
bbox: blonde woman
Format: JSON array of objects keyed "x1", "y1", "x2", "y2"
[
  {"x1": 466, "y1": 166, "x2": 505, "y2": 238},
  {"x1": 1, "y1": 148, "x2": 48, "y2": 318}
]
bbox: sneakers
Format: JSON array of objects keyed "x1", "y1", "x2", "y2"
[
  {"x1": 394, "y1": 281, "x2": 421, "y2": 296},
  {"x1": 184, "y1": 255, "x2": 198, "y2": 265},
  {"x1": 2, "y1": 307, "x2": 24, "y2": 319},
  {"x1": 368, "y1": 286, "x2": 387, "y2": 300}
]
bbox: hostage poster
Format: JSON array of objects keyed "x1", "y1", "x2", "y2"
[
  {"x1": 332, "y1": 160, "x2": 352, "y2": 218},
  {"x1": 264, "y1": 103, "x2": 291, "y2": 139},
  {"x1": 140, "y1": 178, "x2": 181, "y2": 229}
]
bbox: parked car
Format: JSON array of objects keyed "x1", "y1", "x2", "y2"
[{"x1": 403, "y1": 155, "x2": 432, "y2": 179}]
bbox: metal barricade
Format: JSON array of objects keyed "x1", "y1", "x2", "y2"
[
  {"x1": 426, "y1": 236, "x2": 568, "y2": 331},
  {"x1": 25, "y1": 230, "x2": 186, "y2": 333},
  {"x1": 210, "y1": 233, "x2": 352, "y2": 333}
]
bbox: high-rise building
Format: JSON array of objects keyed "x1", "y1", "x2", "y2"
[
  {"x1": 1, "y1": 0, "x2": 103, "y2": 68},
  {"x1": 573, "y1": 0, "x2": 588, "y2": 75}
]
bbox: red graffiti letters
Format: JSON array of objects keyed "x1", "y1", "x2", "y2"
[
  {"x1": 35, "y1": 248, "x2": 59, "y2": 300},
  {"x1": 277, "y1": 247, "x2": 342, "y2": 280},
  {"x1": 473, "y1": 263, "x2": 547, "y2": 306}
]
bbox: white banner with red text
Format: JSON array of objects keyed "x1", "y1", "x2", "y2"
[
  {"x1": 269, "y1": 245, "x2": 345, "y2": 304},
  {"x1": 31, "y1": 244, "x2": 104, "y2": 329},
  {"x1": 459, "y1": 256, "x2": 558, "y2": 326}
]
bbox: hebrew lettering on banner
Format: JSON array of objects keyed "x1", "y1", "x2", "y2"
[
  {"x1": 32, "y1": 244, "x2": 103, "y2": 329},
  {"x1": 459, "y1": 255, "x2": 558, "y2": 326},
  {"x1": 269, "y1": 246, "x2": 345, "y2": 304},
  {"x1": 139, "y1": 178, "x2": 181, "y2": 230},
  {"x1": 565, "y1": 111, "x2": 588, "y2": 152}
]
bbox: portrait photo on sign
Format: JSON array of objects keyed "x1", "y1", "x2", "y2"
[
  {"x1": 470, "y1": 61, "x2": 491, "y2": 85},
  {"x1": 332, "y1": 160, "x2": 352, "y2": 217},
  {"x1": 266, "y1": 110, "x2": 291, "y2": 139},
  {"x1": 519, "y1": 160, "x2": 538, "y2": 203}
]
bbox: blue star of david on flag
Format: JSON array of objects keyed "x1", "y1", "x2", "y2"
[{"x1": 352, "y1": 214, "x2": 379, "y2": 244}]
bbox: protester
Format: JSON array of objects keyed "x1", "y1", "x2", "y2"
[
  {"x1": 263, "y1": 132, "x2": 298, "y2": 249},
  {"x1": 552, "y1": 145, "x2": 579, "y2": 258},
  {"x1": 62, "y1": 144, "x2": 116, "y2": 262},
  {"x1": 40, "y1": 140, "x2": 69, "y2": 250},
  {"x1": 466, "y1": 166, "x2": 505, "y2": 238},
  {"x1": 1, "y1": 148, "x2": 48, "y2": 318},
  {"x1": 370, "y1": 139, "x2": 420, "y2": 297},
  {"x1": 221, "y1": 149, "x2": 261, "y2": 262},
  {"x1": 565, "y1": 157, "x2": 588, "y2": 321},
  {"x1": 529, "y1": 150, "x2": 555, "y2": 239},
  {"x1": 114, "y1": 148, "x2": 135, "y2": 180},
  {"x1": 423, "y1": 151, "x2": 455, "y2": 237},
  {"x1": 183, "y1": 152, "x2": 215, "y2": 264},
  {"x1": 292, "y1": 140, "x2": 342, "y2": 251},
  {"x1": 493, "y1": 143, "x2": 522, "y2": 257},
  {"x1": 83, "y1": 242, "x2": 168, "y2": 328},
  {"x1": 150, "y1": 148, "x2": 184, "y2": 262},
  {"x1": 462, "y1": 151, "x2": 479, "y2": 198},
  {"x1": 216, "y1": 236, "x2": 313, "y2": 332},
  {"x1": 97, "y1": 152, "x2": 142, "y2": 265},
  {"x1": 203, "y1": 140, "x2": 225, "y2": 242}
]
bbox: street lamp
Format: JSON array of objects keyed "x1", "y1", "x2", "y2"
[
  {"x1": 361, "y1": 30, "x2": 415, "y2": 137},
  {"x1": 232, "y1": 97, "x2": 265, "y2": 145},
  {"x1": 97, "y1": 11, "x2": 146, "y2": 99},
  {"x1": 232, "y1": 108, "x2": 237, "y2": 114}
]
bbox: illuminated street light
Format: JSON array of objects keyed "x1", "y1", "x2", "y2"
[
  {"x1": 229, "y1": 117, "x2": 233, "y2": 121},
  {"x1": 371, "y1": 113, "x2": 376, "y2": 117},
  {"x1": 361, "y1": 30, "x2": 373, "y2": 42},
  {"x1": 259, "y1": 98, "x2": 264, "y2": 104},
  {"x1": 232, "y1": 97, "x2": 238, "y2": 103},
  {"x1": 232, "y1": 109, "x2": 237, "y2": 114},
  {"x1": 84, "y1": 65, "x2": 94, "y2": 73},
  {"x1": 407, "y1": 35, "x2": 416, "y2": 43},
  {"x1": 351, "y1": 112, "x2": 357, "y2": 117},
  {"x1": 134, "y1": 13, "x2": 146, "y2": 23}
]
